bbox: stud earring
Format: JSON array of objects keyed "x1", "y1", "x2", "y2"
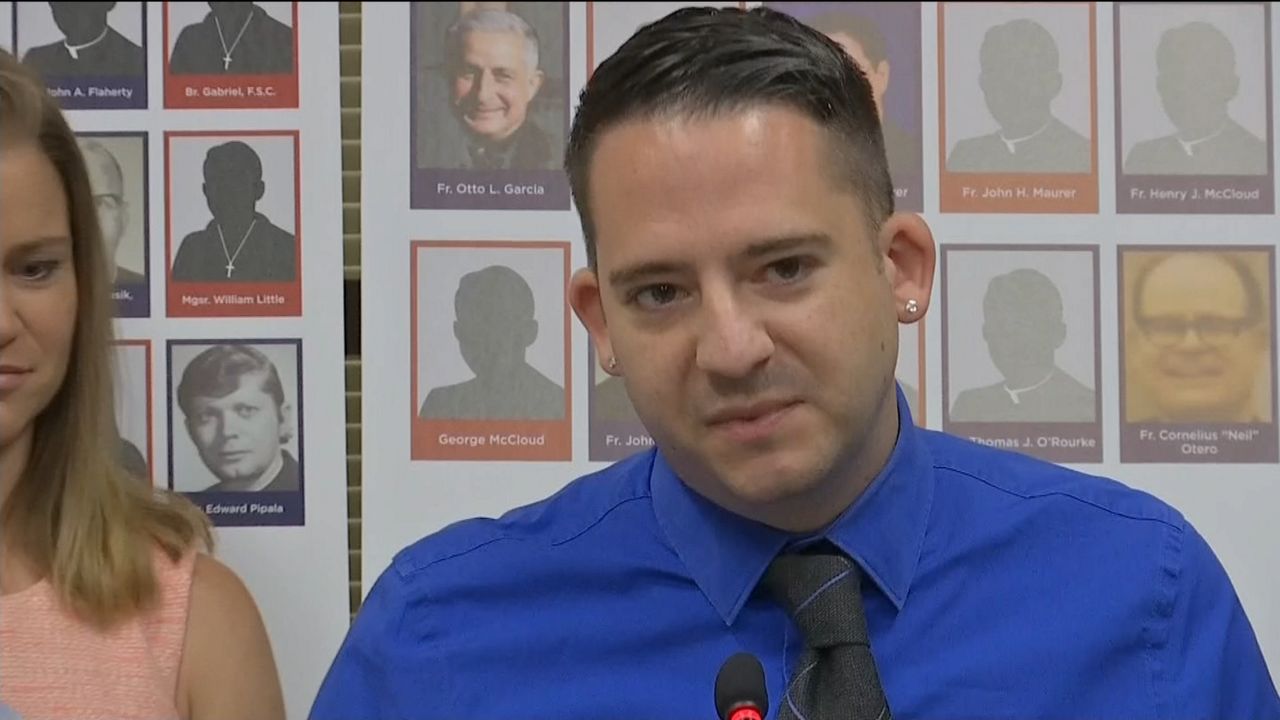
[
  {"x1": 607, "y1": 357, "x2": 618, "y2": 371},
  {"x1": 905, "y1": 299, "x2": 919, "y2": 315}
]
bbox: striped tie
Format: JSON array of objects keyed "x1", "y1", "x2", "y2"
[{"x1": 762, "y1": 544, "x2": 892, "y2": 720}]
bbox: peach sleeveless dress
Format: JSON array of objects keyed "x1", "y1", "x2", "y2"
[{"x1": 0, "y1": 550, "x2": 196, "y2": 720}]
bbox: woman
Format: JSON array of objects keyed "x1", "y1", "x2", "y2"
[{"x1": 0, "y1": 49, "x2": 285, "y2": 720}]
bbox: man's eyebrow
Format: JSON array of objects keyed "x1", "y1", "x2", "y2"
[
  {"x1": 606, "y1": 234, "x2": 833, "y2": 289},
  {"x1": 738, "y1": 233, "x2": 833, "y2": 260},
  {"x1": 607, "y1": 260, "x2": 687, "y2": 289}
]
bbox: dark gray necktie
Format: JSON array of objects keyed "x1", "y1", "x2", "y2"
[{"x1": 762, "y1": 544, "x2": 892, "y2": 720}]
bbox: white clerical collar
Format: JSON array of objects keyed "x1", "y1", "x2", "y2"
[
  {"x1": 64, "y1": 26, "x2": 109, "y2": 59},
  {"x1": 999, "y1": 120, "x2": 1051, "y2": 154},
  {"x1": 1177, "y1": 122, "x2": 1226, "y2": 156},
  {"x1": 1002, "y1": 370, "x2": 1055, "y2": 405}
]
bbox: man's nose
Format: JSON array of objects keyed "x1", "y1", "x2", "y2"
[
  {"x1": 695, "y1": 289, "x2": 774, "y2": 380},
  {"x1": 474, "y1": 71, "x2": 498, "y2": 105}
]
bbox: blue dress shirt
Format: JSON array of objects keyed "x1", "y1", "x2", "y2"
[{"x1": 312, "y1": 389, "x2": 1279, "y2": 719}]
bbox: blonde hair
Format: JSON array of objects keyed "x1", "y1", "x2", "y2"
[{"x1": 0, "y1": 49, "x2": 213, "y2": 628}]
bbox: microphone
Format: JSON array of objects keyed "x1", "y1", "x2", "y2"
[{"x1": 715, "y1": 652, "x2": 769, "y2": 720}]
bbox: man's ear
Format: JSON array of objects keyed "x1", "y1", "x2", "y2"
[
  {"x1": 879, "y1": 212, "x2": 936, "y2": 324},
  {"x1": 568, "y1": 267, "x2": 619, "y2": 375},
  {"x1": 528, "y1": 69, "x2": 545, "y2": 99},
  {"x1": 278, "y1": 402, "x2": 295, "y2": 445},
  {"x1": 253, "y1": 180, "x2": 265, "y2": 203}
]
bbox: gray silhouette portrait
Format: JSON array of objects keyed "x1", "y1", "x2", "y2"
[
  {"x1": 595, "y1": 374, "x2": 641, "y2": 425},
  {"x1": 1124, "y1": 21, "x2": 1267, "y2": 176},
  {"x1": 807, "y1": 10, "x2": 920, "y2": 184},
  {"x1": 169, "y1": 2, "x2": 293, "y2": 75},
  {"x1": 419, "y1": 265, "x2": 565, "y2": 420},
  {"x1": 22, "y1": 2, "x2": 144, "y2": 77},
  {"x1": 947, "y1": 19, "x2": 1091, "y2": 173},
  {"x1": 79, "y1": 138, "x2": 144, "y2": 286},
  {"x1": 176, "y1": 344, "x2": 300, "y2": 493},
  {"x1": 171, "y1": 141, "x2": 296, "y2": 283},
  {"x1": 951, "y1": 268, "x2": 1095, "y2": 422},
  {"x1": 429, "y1": 8, "x2": 555, "y2": 171}
]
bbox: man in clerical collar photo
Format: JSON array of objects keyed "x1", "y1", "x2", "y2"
[
  {"x1": 441, "y1": 8, "x2": 555, "y2": 171},
  {"x1": 1123, "y1": 20, "x2": 1268, "y2": 176},
  {"x1": 78, "y1": 137, "x2": 146, "y2": 287},
  {"x1": 21, "y1": 1, "x2": 144, "y2": 77},
  {"x1": 947, "y1": 17, "x2": 1091, "y2": 174},
  {"x1": 950, "y1": 267, "x2": 1096, "y2": 423},
  {"x1": 169, "y1": 1, "x2": 293, "y2": 75},
  {"x1": 176, "y1": 344, "x2": 300, "y2": 494},
  {"x1": 171, "y1": 140, "x2": 296, "y2": 283}
]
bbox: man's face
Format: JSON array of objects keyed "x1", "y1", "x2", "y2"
[
  {"x1": 827, "y1": 33, "x2": 889, "y2": 116},
  {"x1": 571, "y1": 107, "x2": 910, "y2": 527},
  {"x1": 978, "y1": 34, "x2": 1060, "y2": 129},
  {"x1": 82, "y1": 149, "x2": 127, "y2": 265},
  {"x1": 450, "y1": 30, "x2": 543, "y2": 143},
  {"x1": 1133, "y1": 254, "x2": 1268, "y2": 421},
  {"x1": 186, "y1": 372, "x2": 288, "y2": 483},
  {"x1": 982, "y1": 294, "x2": 1061, "y2": 380},
  {"x1": 1156, "y1": 52, "x2": 1235, "y2": 134}
]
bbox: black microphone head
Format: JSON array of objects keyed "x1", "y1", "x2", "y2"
[{"x1": 715, "y1": 652, "x2": 768, "y2": 720}]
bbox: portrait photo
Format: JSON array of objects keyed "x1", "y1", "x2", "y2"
[
  {"x1": 167, "y1": 132, "x2": 298, "y2": 284},
  {"x1": 112, "y1": 340, "x2": 152, "y2": 484},
  {"x1": 410, "y1": 2, "x2": 570, "y2": 210},
  {"x1": 1118, "y1": 3, "x2": 1271, "y2": 177},
  {"x1": 944, "y1": 247, "x2": 1099, "y2": 425},
  {"x1": 415, "y1": 246, "x2": 567, "y2": 422},
  {"x1": 76, "y1": 132, "x2": 149, "y2": 317},
  {"x1": 166, "y1": 1, "x2": 293, "y2": 75},
  {"x1": 168, "y1": 340, "x2": 303, "y2": 495},
  {"x1": 942, "y1": 3, "x2": 1093, "y2": 175},
  {"x1": 411, "y1": 241, "x2": 573, "y2": 462},
  {"x1": 767, "y1": 2, "x2": 923, "y2": 210},
  {"x1": 16, "y1": 1, "x2": 146, "y2": 109},
  {"x1": 1121, "y1": 247, "x2": 1274, "y2": 425}
]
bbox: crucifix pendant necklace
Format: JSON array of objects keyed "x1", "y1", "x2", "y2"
[
  {"x1": 218, "y1": 219, "x2": 257, "y2": 279},
  {"x1": 215, "y1": 7, "x2": 255, "y2": 71}
]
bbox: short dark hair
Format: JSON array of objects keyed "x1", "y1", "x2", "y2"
[
  {"x1": 565, "y1": 6, "x2": 892, "y2": 269},
  {"x1": 177, "y1": 344, "x2": 286, "y2": 417},
  {"x1": 203, "y1": 141, "x2": 262, "y2": 184}
]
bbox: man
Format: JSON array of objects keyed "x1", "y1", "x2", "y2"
[
  {"x1": 171, "y1": 140, "x2": 295, "y2": 283},
  {"x1": 947, "y1": 18, "x2": 1092, "y2": 174},
  {"x1": 807, "y1": 10, "x2": 921, "y2": 183},
  {"x1": 312, "y1": 8, "x2": 1278, "y2": 719},
  {"x1": 169, "y1": 2, "x2": 293, "y2": 75},
  {"x1": 1124, "y1": 21, "x2": 1268, "y2": 176},
  {"x1": 78, "y1": 137, "x2": 145, "y2": 287},
  {"x1": 1128, "y1": 251, "x2": 1271, "y2": 423},
  {"x1": 176, "y1": 344, "x2": 299, "y2": 493},
  {"x1": 951, "y1": 268, "x2": 1095, "y2": 422},
  {"x1": 418, "y1": 264, "x2": 564, "y2": 420},
  {"x1": 21, "y1": 1, "x2": 143, "y2": 78},
  {"x1": 435, "y1": 8, "x2": 555, "y2": 170}
]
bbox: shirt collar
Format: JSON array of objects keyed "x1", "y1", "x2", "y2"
[{"x1": 650, "y1": 384, "x2": 935, "y2": 626}]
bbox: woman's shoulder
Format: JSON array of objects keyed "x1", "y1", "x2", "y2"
[{"x1": 175, "y1": 552, "x2": 286, "y2": 720}]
